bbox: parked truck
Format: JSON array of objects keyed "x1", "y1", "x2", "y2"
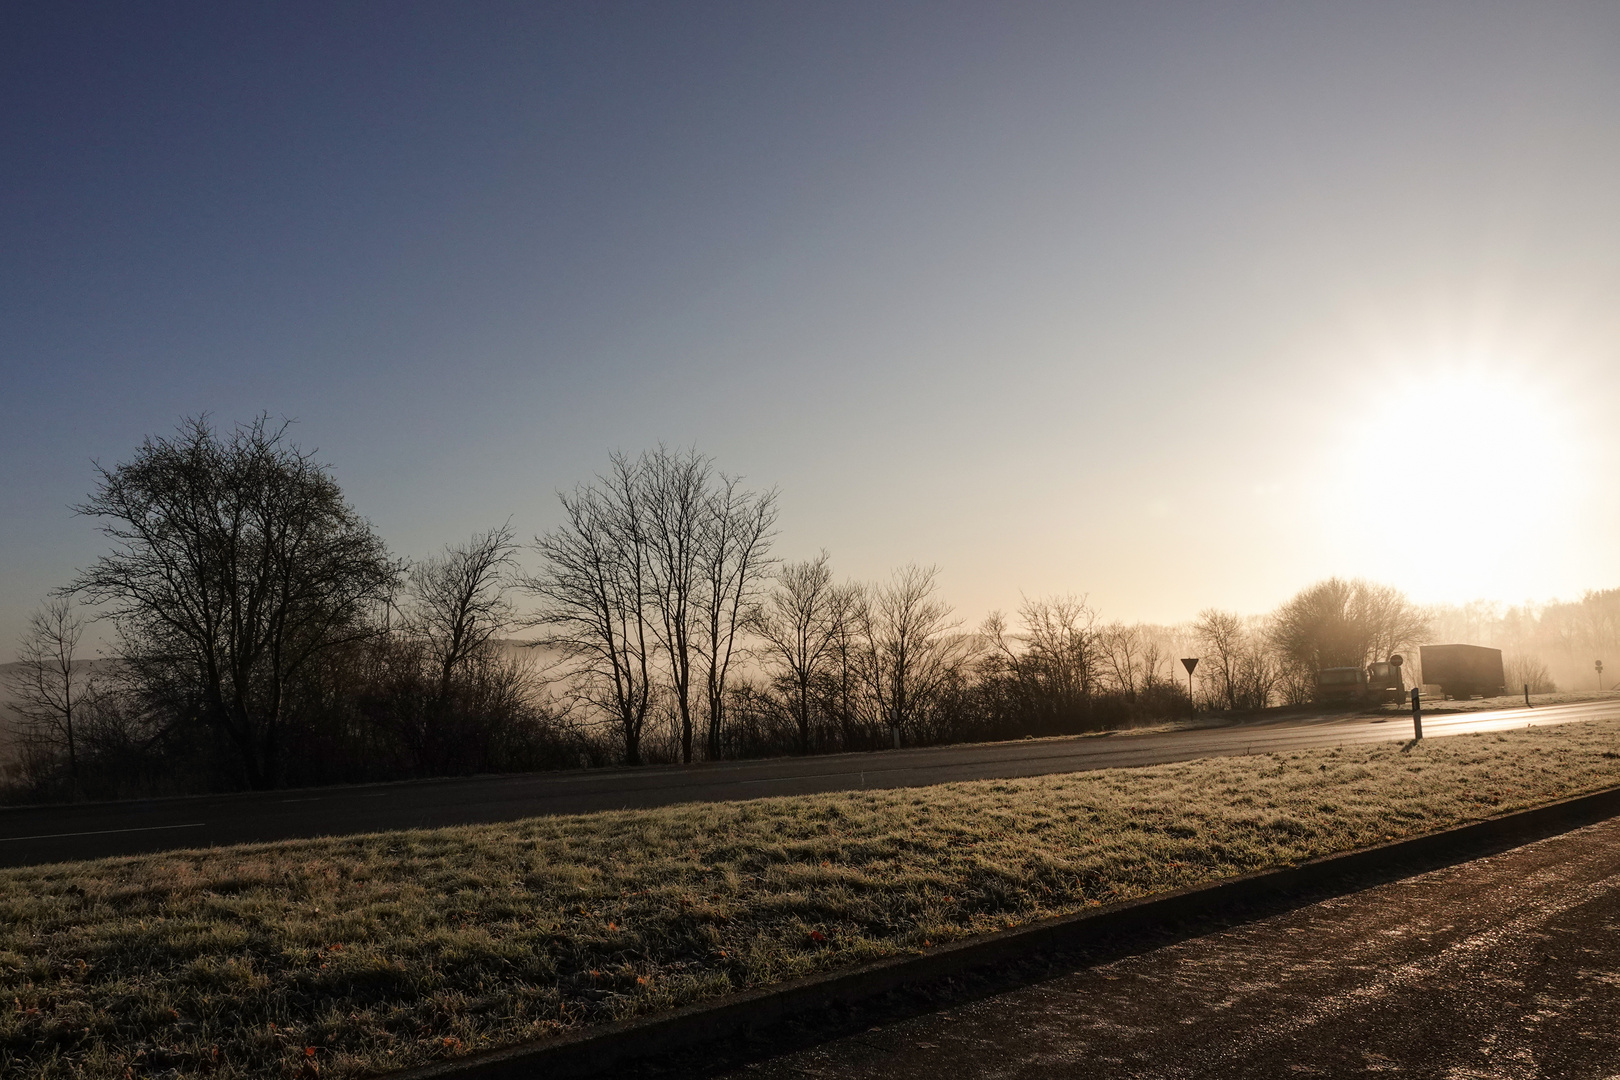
[
  {"x1": 1418, "y1": 643, "x2": 1505, "y2": 700},
  {"x1": 1316, "y1": 654, "x2": 1408, "y2": 704}
]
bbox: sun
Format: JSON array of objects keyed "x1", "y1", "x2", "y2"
[
  {"x1": 1317, "y1": 362, "x2": 1583, "y2": 601},
  {"x1": 1350, "y1": 368, "x2": 1574, "y2": 505}
]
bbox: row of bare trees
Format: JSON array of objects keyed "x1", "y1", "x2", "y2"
[
  {"x1": 522, "y1": 448, "x2": 778, "y2": 765},
  {"x1": 2, "y1": 419, "x2": 577, "y2": 799},
  {"x1": 721, "y1": 585, "x2": 1195, "y2": 758},
  {"x1": 2, "y1": 418, "x2": 1202, "y2": 796},
  {"x1": 7, "y1": 415, "x2": 1598, "y2": 800}
]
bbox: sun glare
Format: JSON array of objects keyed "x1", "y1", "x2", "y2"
[{"x1": 1319, "y1": 363, "x2": 1583, "y2": 602}]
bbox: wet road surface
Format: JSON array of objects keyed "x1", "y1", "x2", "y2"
[
  {"x1": 2, "y1": 698, "x2": 1614, "y2": 868},
  {"x1": 713, "y1": 811, "x2": 1620, "y2": 1079}
]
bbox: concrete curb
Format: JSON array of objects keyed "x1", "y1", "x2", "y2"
[{"x1": 390, "y1": 783, "x2": 1620, "y2": 1080}]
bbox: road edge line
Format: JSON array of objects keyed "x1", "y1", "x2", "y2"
[{"x1": 389, "y1": 782, "x2": 1620, "y2": 1080}]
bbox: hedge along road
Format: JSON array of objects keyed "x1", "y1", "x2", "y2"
[{"x1": 3, "y1": 698, "x2": 1617, "y2": 868}]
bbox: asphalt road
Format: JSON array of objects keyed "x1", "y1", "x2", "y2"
[
  {"x1": 2, "y1": 698, "x2": 1615, "y2": 868},
  {"x1": 711, "y1": 795, "x2": 1620, "y2": 1078}
]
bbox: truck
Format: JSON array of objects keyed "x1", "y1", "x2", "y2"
[
  {"x1": 1418, "y1": 643, "x2": 1505, "y2": 700},
  {"x1": 1317, "y1": 654, "x2": 1409, "y2": 704}
]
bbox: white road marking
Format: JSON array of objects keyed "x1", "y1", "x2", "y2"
[{"x1": 0, "y1": 822, "x2": 207, "y2": 843}]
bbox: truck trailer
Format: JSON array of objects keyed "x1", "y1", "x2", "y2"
[{"x1": 1418, "y1": 643, "x2": 1505, "y2": 700}]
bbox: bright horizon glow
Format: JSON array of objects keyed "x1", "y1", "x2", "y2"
[{"x1": 1315, "y1": 360, "x2": 1591, "y2": 607}]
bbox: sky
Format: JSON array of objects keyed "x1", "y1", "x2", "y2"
[{"x1": 3, "y1": 1, "x2": 1619, "y2": 653}]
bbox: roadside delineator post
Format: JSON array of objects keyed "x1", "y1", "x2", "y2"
[
  {"x1": 1524, "y1": 683, "x2": 1531, "y2": 708},
  {"x1": 1181, "y1": 658, "x2": 1199, "y2": 719},
  {"x1": 1411, "y1": 686, "x2": 1423, "y2": 740}
]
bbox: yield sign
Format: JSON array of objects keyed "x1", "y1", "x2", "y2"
[{"x1": 1181, "y1": 657, "x2": 1199, "y2": 675}]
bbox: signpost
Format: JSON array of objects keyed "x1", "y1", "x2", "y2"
[
  {"x1": 1181, "y1": 658, "x2": 1199, "y2": 718},
  {"x1": 1598, "y1": 660, "x2": 1606, "y2": 692}
]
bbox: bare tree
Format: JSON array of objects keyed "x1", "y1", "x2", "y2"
[
  {"x1": 640, "y1": 448, "x2": 709, "y2": 764},
  {"x1": 69, "y1": 416, "x2": 401, "y2": 789},
  {"x1": 823, "y1": 580, "x2": 868, "y2": 748},
  {"x1": 1269, "y1": 578, "x2": 1429, "y2": 695},
  {"x1": 4, "y1": 598, "x2": 93, "y2": 784},
  {"x1": 1354, "y1": 582, "x2": 1433, "y2": 667},
  {"x1": 1096, "y1": 621, "x2": 1145, "y2": 699},
  {"x1": 1194, "y1": 609, "x2": 1246, "y2": 710},
  {"x1": 524, "y1": 458, "x2": 655, "y2": 766},
  {"x1": 1021, "y1": 595, "x2": 1098, "y2": 704},
  {"x1": 408, "y1": 523, "x2": 519, "y2": 700},
  {"x1": 696, "y1": 475, "x2": 777, "y2": 759},
  {"x1": 862, "y1": 564, "x2": 961, "y2": 746},
  {"x1": 752, "y1": 552, "x2": 840, "y2": 754},
  {"x1": 983, "y1": 595, "x2": 1098, "y2": 728},
  {"x1": 1194, "y1": 608, "x2": 1277, "y2": 711}
]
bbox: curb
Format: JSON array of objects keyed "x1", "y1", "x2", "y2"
[{"x1": 392, "y1": 783, "x2": 1620, "y2": 1080}]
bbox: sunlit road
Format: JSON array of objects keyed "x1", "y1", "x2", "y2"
[
  {"x1": 2, "y1": 698, "x2": 1615, "y2": 868},
  {"x1": 711, "y1": 799, "x2": 1620, "y2": 1079}
]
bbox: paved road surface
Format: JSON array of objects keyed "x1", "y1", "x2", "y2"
[
  {"x1": 1, "y1": 698, "x2": 1614, "y2": 867},
  {"x1": 713, "y1": 811, "x2": 1620, "y2": 1079}
]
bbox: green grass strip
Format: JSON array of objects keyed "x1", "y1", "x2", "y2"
[{"x1": 5, "y1": 719, "x2": 1620, "y2": 1079}]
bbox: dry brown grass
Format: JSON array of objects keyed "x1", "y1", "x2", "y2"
[{"x1": 4, "y1": 719, "x2": 1620, "y2": 1079}]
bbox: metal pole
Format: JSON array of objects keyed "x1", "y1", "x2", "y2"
[{"x1": 1411, "y1": 686, "x2": 1423, "y2": 740}]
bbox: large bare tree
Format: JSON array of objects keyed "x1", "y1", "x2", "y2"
[
  {"x1": 640, "y1": 448, "x2": 710, "y2": 764},
  {"x1": 524, "y1": 457, "x2": 655, "y2": 766},
  {"x1": 69, "y1": 416, "x2": 400, "y2": 789},
  {"x1": 1268, "y1": 578, "x2": 1428, "y2": 694},
  {"x1": 695, "y1": 475, "x2": 777, "y2": 759},
  {"x1": 527, "y1": 449, "x2": 776, "y2": 765}
]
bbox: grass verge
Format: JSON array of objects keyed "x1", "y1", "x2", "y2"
[{"x1": 5, "y1": 719, "x2": 1620, "y2": 1079}]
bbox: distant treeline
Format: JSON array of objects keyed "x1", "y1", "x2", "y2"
[{"x1": 2, "y1": 417, "x2": 1615, "y2": 802}]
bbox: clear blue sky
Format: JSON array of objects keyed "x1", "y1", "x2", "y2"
[{"x1": 4, "y1": 2, "x2": 1619, "y2": 653}]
